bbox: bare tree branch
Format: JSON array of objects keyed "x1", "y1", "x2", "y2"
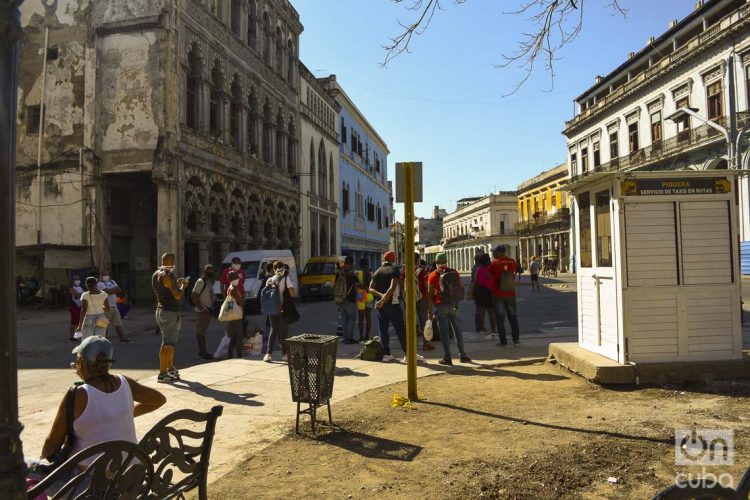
[{"x1": 383, "y1": 0, "x2": 627, "y2": 95}]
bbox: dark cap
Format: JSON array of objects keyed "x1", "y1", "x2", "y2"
[
  {"x1": 72, "y1": 336, "x2": 114, "y2": 364},
  {"x1": 344, "y1": 255, "x2": 354, "y2": 264}
]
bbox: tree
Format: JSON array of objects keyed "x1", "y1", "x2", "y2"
[{"x1": 383, "y1": 0, "x2": 627, "y2": 95}]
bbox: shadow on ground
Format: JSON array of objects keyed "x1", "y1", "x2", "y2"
[
  {"x1": 315, "y1": 429, "x2": 422, "y2": 461},
  {"x1": 171, "y1": 379, "x2": 264, "y2": 407}
]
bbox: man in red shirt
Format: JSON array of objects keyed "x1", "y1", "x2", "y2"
[
  {"x1": 220, "y1": 256, "x2": 246, "y2": 298},
  {"x1": 488, "y1": 244, "x2": 520, "y2": 346},
  {"x1": 426, "y1": 252, "x2": 469, "y2": 365}
]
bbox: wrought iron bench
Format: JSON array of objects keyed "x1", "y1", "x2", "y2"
[
  {"x1": 27, "y1": 405, "x2": 223, "y2": 500},
  {"x1": 26, "y1": 440, "x2": 153, "y2": 499},
  {"x1": 139, "y1": 405, "x2": 223, "y2": 500}
]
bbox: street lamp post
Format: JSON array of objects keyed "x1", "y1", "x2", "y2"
[{"x1": 0, "y1": 1, "x2": 27, "y2": 498}]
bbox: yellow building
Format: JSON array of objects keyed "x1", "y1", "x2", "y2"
[{"x1": 515, "y1": 163, "x2": 572, "y2": 272}]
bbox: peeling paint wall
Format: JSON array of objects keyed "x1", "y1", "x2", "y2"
[{"x1": 99, "y1": 33, "x2": 160, "y2": 153}]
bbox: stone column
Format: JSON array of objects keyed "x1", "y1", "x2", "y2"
[
  {"x1": 198, "y1": 239, "x2": 210, "y2": 267},
  {"x1": 156, "y1": 180, "x2": 182, "y2": 273}
]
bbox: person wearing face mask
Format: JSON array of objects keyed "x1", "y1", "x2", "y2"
[
  {"x1": 26, "y1": 336, "x2": 165, "y2": 496},
  {"x1": 262, "y1": 261, "x2": 295, "y2": 363},
  {"x1": 225, "y1": 270, "x2": 245, "y2": 359},
  {"x1": 152, "y1": 253, "x2": 189, "y2": 383},
  {"x1": 191, "y1": 264, "x2": 216, "y2": 360},
  {"x1": 97, "y1": 269, "x2": 130, "y2": 343},
  {"x1": 68, "y1": 275, "x2": 84, "y2": 342},
  {"x1": 220, "y1": 256, "x2": 246, "y2": 300}
]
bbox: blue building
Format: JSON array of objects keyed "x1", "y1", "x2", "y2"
[{"x1": 321, "y1": 76, "x2": 391, "y2": 269}]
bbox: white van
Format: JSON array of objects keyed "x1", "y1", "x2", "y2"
[{"x1": 213, "y1": 250, "x2": 298, "y2": 312}]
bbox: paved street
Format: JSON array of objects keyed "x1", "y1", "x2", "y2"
[{"x1": 17, "y1": 275, "x2": 578, "y2": 478}]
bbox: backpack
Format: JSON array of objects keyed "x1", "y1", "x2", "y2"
[
  {"x1": 334, "y1": 270, "x2": 355, "y2": 305},
  {"x1": 260, "y1": 278, "x2": 281, "y2": 315},
  {"x1": 356, "y1": 336, "x2": 384, "y2": 361},
  {"x1": 439, "y1": 268, "x2": 464, "y2": 305},
  {"x1": 498, "y1": 260, "x2": 516, "y2": 292}
]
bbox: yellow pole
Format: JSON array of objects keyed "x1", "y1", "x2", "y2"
[{"x1": 403, "y1": 162, "x2": 418, "y2": 400}]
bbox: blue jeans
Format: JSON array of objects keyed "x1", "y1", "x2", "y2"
[
  {"x1": 492, "y1": 295, "x2": 520, "y2": 343},
  {"x1": 435, "y1": 303, "x2": 466, "y2": 361},
  {"x1": 341, "y1": 301, "x2": 357, "y2": 340},
  {"x1": 377, "y1": 303, "x2": 407, "y2": 356}
]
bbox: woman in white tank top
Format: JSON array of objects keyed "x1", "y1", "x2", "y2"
[
  {"x1": 77, "y1": 276, "x2": 111, "y2": 338},
  {"x1": 27, "y1": 337, "x2": 166, "y2": 495}
]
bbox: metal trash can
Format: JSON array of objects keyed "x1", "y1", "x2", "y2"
[{"x1": 286, "y1": 334, "x2": 339, "y2": 433}]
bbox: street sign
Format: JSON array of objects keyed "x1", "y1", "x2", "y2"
[{"x1": 395, "y1": 162, "x2": 423, "y2": 203}]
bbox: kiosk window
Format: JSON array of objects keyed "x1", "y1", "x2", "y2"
[
  {"x1": 595, "y1": 190, "x2": 612, "y2": 267},
  {"x1": 578, "y1": 192, "x2": 592, "y2": 268}
]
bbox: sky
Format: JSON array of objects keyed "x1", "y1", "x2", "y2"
[{"x1": 294, "y1": 0, "x2": 698, "y2": 221}]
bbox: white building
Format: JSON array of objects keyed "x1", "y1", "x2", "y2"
[
  {"x1": 563, "y1": 0, "x2": 750, "y2": 270},
  {"x1": 442, "y1": 193, "x2": 518, "y2": 272},
  {"x1": 299, "y1": 63, "x2": 340, "y2": 265}
]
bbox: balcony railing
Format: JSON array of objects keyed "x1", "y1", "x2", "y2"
[
  {"x1": 515, "y1": 208, "x2": 571, "y2": 233},
  {"x1": 565, "y1": 3, "x2": 750, "y2": 132},
  {"x1": 569, "y1": 113, "x2": 749, "y2": 184}
]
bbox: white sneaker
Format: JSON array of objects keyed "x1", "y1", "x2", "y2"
[
  {"x1": 382, "y1": 354, "x2": 394, "y2": 362},
  {"x1": 263, "y1": 353, "x2": 272, "y2": 363},
  {"x1": 401, "y1": 354, "x2": 425, "y2": 363},
  {"x1": 282, "y1": 355, "x2": 288, "y2": 362}
]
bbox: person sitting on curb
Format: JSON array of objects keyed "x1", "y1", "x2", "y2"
[{"x1": 26, "y1": 336, "x2": 165, "y2": 496}]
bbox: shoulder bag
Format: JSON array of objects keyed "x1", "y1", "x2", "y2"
[{"x1": 281, "y1": 279, "x2": 300, "y2": 324}]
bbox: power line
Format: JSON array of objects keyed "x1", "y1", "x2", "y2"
[{"x1": 16, "y1": 199, "x2": 84, "y2": 208}]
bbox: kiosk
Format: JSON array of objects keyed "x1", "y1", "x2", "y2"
[{"x1": 568, "y1": 171, "x2": 742, "y2": 364}]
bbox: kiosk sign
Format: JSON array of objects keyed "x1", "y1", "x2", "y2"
[{"x1": 621, "y1": 177, "x2": 731, "y2": 196}]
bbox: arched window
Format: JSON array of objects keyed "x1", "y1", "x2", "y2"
[
  {"x1": 230, "y1": 77, "x2": 242, "y2": 150},
  {"x1": 275, "y1": 110, "x2": 284, "y2": 168},
  {"x1": 318, "y1": 140, "x2": 327, "y2": 198},
  {"x1": 262, "y1": 13, "x2": 271, "y2": 65},
  {"x1": 185, "y1": 45, "x2": 202, "y2": 130},
  {"x1": 230, "y1": 0, "x2": 242, "y2": 36},
  {"x1": 309, "y1": 139, "x2": 316, "y2": 195},
  {"x1": 247, "y1": 88, "x2": 257, "y2": 155},
  {"x1": 287, "y1": 118, "x2": 296, "y2": 174},
  {"x1": 329, "y1": 154, "x2": 334, "y2": 202},
  {"x1": 275, "y1": 27, "x2": 284, "y2": 75},
  {"x1": 247, "y1": 2, "x2": 257, "y2": 48},
  {"x1": 262, "y1": 102, "x2": 272, "y2": 163},
  {"x1": 209, "y1": 61, "x2": 224, "y2": 139},
  {"x1": 286, "y1": 40, "x2": 294, "y2": 84}
]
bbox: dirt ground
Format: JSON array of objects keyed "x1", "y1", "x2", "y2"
[{"x1": 209, "y1": 360, "x2": 750, "y2": 500}]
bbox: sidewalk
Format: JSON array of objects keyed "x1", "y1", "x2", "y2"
[{"x1": 18, "y1": 330, "x2": 575, "y2": 485}]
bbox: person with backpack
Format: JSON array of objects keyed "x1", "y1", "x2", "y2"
[
  {"x1": 191, "y1": 264, "x2": 216, "y2": 360},
  {"x1": 262, "y1": 261, "x2": 295, "y2": 362},
  {"x1": 414, "y1": 254, "x2": 435, "y2": 352},
  {"x1": 336, "y1": 256, "x2": 360, "y2": 345},
  {"x1": 489, "y1": 244, "x2": 521, "y2": 346},
  {"x1": 369, "y1": 250, "x2": 423, "y2": 363},
  {"x1": 426, "y1": 253, "x2": 470, "y2": 365}
]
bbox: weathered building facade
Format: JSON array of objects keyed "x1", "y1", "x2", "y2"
[
  {"x1": 515, "y1": 163, "x2": 571, "y2": 272},
  {"x1": 298, "y1": 63, "x2": 340, "y2": 266},
  {"x1": 17, "y1": 0, "x2": 303, "y2": 302},
  {"x1": 441, "y1": 193, "x2": 518, "y2": 273}
]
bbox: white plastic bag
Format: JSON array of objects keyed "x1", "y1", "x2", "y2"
[
  {"x1": 213, "y1": 334, "x2": 231, "y2": 360},
  {"x1": 424, "y1": 319, "x2": 434, "y2": 341},
  {"x1": 219, "y1": 295, "x2": 243, "y2": 322},
  {"x1": 242, "y1": 333, "x2": 262, "y2": 359}
]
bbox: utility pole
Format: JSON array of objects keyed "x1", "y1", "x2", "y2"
[{"x1": 0, "y1": 1, "x2": 27, "y2": 498}]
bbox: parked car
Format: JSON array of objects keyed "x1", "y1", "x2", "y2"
[
  {"x1": 212, "y1": 250, "x2": 298, "y2": 313},
  {"x1": 298, "y1": 256, "x2": 344, "y2": 301}
]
